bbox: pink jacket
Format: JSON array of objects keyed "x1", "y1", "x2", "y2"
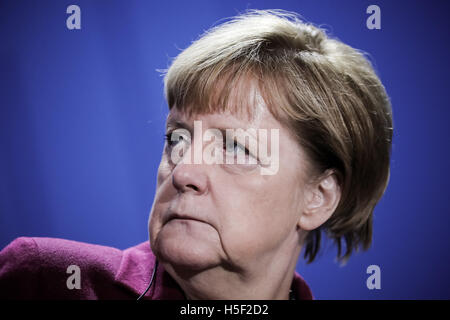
[{"x1": 0, "y1": 237, "x2": 313, "y2": 300}]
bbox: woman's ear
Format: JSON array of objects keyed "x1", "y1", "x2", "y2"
[{"x1": 298, "y1": 170, "x2": 341, "y2": 231}]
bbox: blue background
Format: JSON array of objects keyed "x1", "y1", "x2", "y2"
[{"x1": 1, "y1": 0, "x2": 449, "y2": 299}]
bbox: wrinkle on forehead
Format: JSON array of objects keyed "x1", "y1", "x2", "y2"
[{"x1": 167, "y1": 101, "x2": 271, "y2": 132}]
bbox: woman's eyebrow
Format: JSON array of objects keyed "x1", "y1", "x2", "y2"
[
  {"x1": 166, "y1": 117, "x2": 260, "y2": 142},
  {"x1": 166, "y1": 119, "x2": 192, "y2": 131},
  {"x1": 218, "y1": 127, "x2": 258, "y2": 141}
]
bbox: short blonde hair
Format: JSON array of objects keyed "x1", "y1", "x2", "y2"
[{"x1": 163, "y1": 10, "x2": 393, "y2": 263}]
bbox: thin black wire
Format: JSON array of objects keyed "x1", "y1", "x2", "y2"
[{"x1": 136, "y1": 259, "x2": 158, "y2": 301}]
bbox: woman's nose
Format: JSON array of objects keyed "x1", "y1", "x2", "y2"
[{"x1": 172, "y1": 162, "x2": 208, "y2": 195}]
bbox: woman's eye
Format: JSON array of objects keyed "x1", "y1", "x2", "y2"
[
  {"x1": 224, "y1": 140, "x2": 249, "y2": 156},
  {"x1": 165, "y1": 130, "x2": 189, "y2": 148}
]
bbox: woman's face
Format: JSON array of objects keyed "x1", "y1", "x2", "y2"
[{"x1": 148, "y1": 101, "x2": 311, "y2": 273}]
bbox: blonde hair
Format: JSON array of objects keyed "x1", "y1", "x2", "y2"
[{"x1": 163, "y1": 9, "x2": 393, "y2": 263}]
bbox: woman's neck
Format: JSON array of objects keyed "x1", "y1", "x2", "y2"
[{"x1": 165, "y1": 237, "x2": 302, "y2": 300}]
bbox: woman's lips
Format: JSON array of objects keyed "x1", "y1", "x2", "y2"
[{"x1": 164, "y1": 212, "x2": 206, "y2": 225}]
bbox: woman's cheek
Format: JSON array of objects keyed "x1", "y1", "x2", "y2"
[
  {"x1": 157, "y1": 158, "x2": 173, "y2": 185},
  {"x1": 220, "y1": 163, "x2": 260, "y2": 175}
]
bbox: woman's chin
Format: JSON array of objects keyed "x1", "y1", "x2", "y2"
[{"x1": 153, "y1": 225, "x2": 222, "y2": 272}]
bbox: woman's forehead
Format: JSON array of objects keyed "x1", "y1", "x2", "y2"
[{"x1": 167, "y1": 99, "x2": 277, "y2": 130}]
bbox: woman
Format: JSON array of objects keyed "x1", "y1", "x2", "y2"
[{"x1": 0, "y1": 10, "x2": 392, "y2": 300}]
